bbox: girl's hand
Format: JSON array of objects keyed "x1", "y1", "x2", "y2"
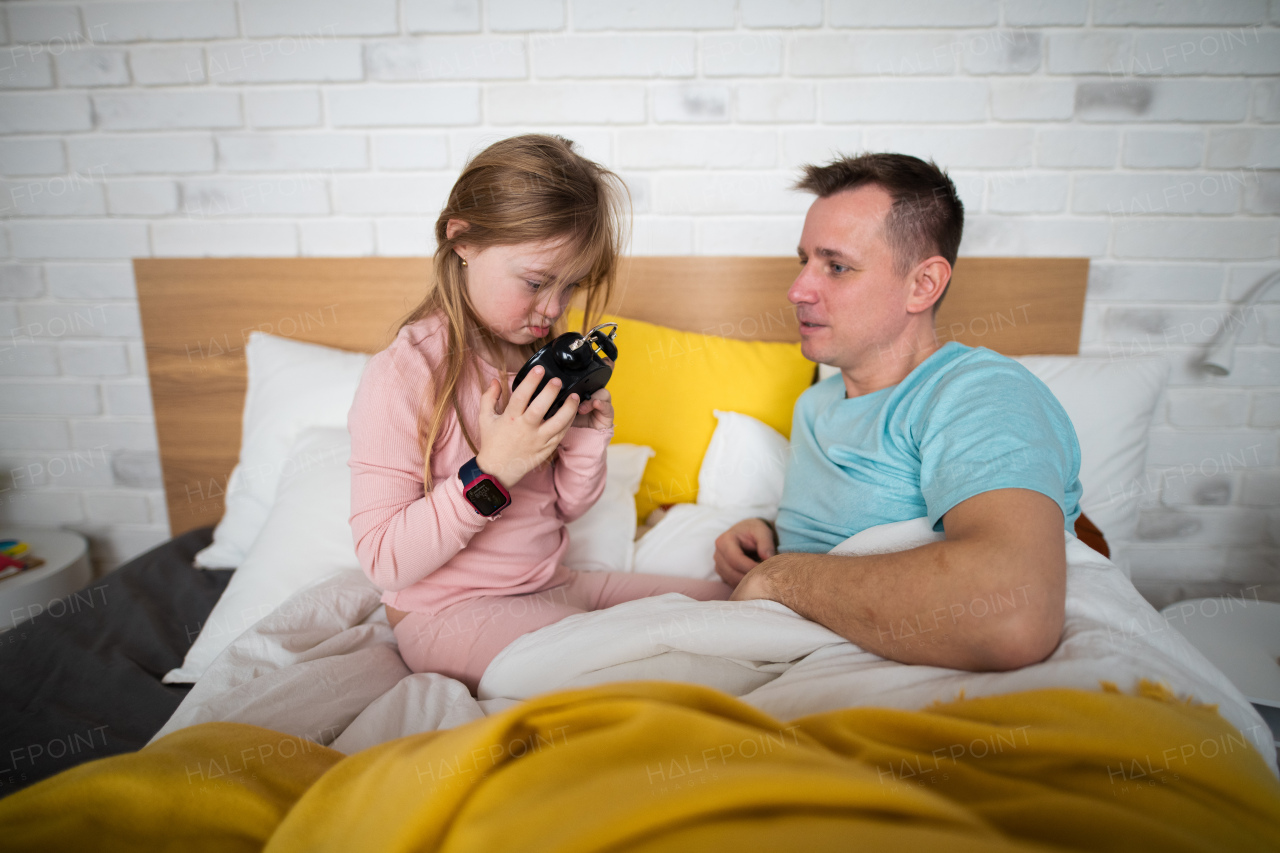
[
  {"x1": 573, "y1": 388, "x2": 613, "y2": 431},
  {"x1": 475, "y1": 366, "x2": 578, "y2": 490}
]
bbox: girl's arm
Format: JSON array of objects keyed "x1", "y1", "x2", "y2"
[
  {"x1": 348, "y1": 354, "x2": 493, "y2": 592},
  {"x1": 552, "y1": 424, "x2": 613, "y2": 524}
]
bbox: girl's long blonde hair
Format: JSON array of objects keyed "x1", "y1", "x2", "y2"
[{"x1": 394, "y1": 134, "x2": 629, "y2": 491}]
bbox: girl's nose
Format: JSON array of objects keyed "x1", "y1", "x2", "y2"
[{"x1": 539, "y1": 288, "x2": 572, "y2": 318}]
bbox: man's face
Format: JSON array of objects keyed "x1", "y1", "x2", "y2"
[{"x1": 788, "y1": 184, "x2": 914, "y2": 371}]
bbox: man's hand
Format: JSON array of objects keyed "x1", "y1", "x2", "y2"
[
  {"x1": 713, "y1": 518, "x2": 777, "y2": 587},
  {"x1": 728, "y1": 560, "x2": 778, "y2": 601}
]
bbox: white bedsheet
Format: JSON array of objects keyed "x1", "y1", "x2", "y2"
[{"x1": 152, "y1": 518, "x2": 1277, "y2": 774}]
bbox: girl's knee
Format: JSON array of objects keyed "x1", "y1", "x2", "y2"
[{"x1": 694, "y1": 579, "x2": 733, "y2": 601}]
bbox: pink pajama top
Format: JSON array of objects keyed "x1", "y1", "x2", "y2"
[{"x1": 347, "y1": 310, "x2": 613, "y2": 616}]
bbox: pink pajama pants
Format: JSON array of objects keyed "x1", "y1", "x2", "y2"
[{"x1": 392, "y1": 569, "x2": 733, "y2": 694}]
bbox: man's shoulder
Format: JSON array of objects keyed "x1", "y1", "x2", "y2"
[
  {"x1": 929, "y1": 341, "x2": 1024, "y2": 373},
  {"x1": 902, "y1": 344, "x2": 1071, "y2": 436},
  {"x1": 916, "y1": 343, "x2": 1046, "y2": 399}
]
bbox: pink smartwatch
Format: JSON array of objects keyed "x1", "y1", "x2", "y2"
[{"x1": 459, "y1": 456, "x2": 510, "y2": 518}]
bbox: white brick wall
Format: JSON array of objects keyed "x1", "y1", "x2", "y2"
[{"x1": 0, "y1": 0, "x2": 1275, "y2": 583}]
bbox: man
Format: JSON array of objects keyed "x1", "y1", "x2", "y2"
[{"x1": 714, "y1": 153, "x2": 1082, "y2": 672}]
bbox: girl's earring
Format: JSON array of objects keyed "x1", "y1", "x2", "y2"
[{"x1": 460, "y1": 258, "x2": 468, "y2": 267}]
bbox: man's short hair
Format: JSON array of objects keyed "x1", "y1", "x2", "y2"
[{"x1": 795, "y1": 152, "x2": 964, "y2": 311}]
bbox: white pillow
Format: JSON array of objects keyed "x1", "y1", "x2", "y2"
[
  {"x1": 695, "y1": 410, "x2": 789, "y2": 509},
  {"x1": 634, "y1": 502, "x2": 776, "y2": 581},
  {"x1": 633, "y1": 409, "x2": 785, "y2": 580},
  {"x1": 194, "y1": 332, "x2": 370, "y2": 569},
  {"x1": 563, "y1": 443, "x2": 654, "y2": 573},
  {"x1": 1013, "y1": 355, "x2": 1168, "y2": 546},
  {"x1": 168, "y1": 429, "x2": 654, "y2": 683},
  {"x1": 166, "y1": 426, "x2": 359, "y2": 683}
]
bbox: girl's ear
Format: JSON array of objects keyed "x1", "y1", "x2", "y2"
[
  {"x1": 446, "y1": 219, "x2": 472, "y2": 265},
  {"x1": 445, "y1": 218, "x2": 470, "y2": 241}
]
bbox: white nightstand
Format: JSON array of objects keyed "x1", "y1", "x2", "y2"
[
  {"x1": 0, "y1": 526, "x2": 92, "y2": 633},
  {"x1": 1160, "y1": 597, "x2": 1280, "y2": 752}
]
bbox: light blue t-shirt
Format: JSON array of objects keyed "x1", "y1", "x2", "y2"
[{"x1": 775, "y1": 342, "x2": 1083, "y2": 554}]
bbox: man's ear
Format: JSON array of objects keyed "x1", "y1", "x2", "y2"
[
  {"x1": 906, "y1": 256, "x2": 951, "y2": 315},
  {"x1": 445, "y1": 218, "x2": 471, "y2": 254}
]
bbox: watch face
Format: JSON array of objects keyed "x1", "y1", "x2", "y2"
[{"x1": 466, "y1": 479, "x2": 507, "y2": 515}]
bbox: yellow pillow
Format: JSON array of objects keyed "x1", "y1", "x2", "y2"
[{"x1": 567, "y1": 308, "x2": 816, "y2": 524}]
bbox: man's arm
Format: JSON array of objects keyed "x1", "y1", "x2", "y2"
[{"x1": 727, "y1": 488, "x2": 1066, "y2": 671}]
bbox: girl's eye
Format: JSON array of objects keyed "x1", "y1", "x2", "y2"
[{"x1": 526, "y1": 280, "x2": 543, "y2": 291}]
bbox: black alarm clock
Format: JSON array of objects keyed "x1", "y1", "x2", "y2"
[{"x1": 511, "y1": 322, "x2": 618, "y2": 420}]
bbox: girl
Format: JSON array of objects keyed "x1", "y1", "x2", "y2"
[{"x1": 347, "y1": 134, "x2": 732, "y2": 695}]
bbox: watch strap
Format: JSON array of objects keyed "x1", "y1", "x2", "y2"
[
  {"x1": 458, "y1": 455, "x2": 484, "y2": 486},
  {"x1": 458, "y1": 456, "x2": 510, "y2": 517}
]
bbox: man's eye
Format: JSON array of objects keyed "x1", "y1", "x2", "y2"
[{"x1": 831, "y1": 264, "x2": 848, "y2": 274}]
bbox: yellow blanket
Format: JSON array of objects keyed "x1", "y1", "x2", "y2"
[{"x1": 3, "y1": 682, "x2": 1278, "y2": 852}]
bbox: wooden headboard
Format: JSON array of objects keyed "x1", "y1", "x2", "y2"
[{"x1": 135, "y1": 256, "x2": 1088, "y2": 536}]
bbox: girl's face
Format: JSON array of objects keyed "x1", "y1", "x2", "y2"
[{"x1": 455, "y1": 236, "x2": 582, "y2": 345}]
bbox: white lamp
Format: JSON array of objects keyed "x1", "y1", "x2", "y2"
[{"x1": 1202, "y1": 269, "x2": 1280, "y2": 376}]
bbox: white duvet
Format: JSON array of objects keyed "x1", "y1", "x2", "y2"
[{"x1": 153, "y1": 518, "x2": 1277, "y2": 775}]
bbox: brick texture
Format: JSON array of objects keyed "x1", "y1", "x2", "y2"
[{"x1": 0, "y1": 0, "x2": 1274, "y2": 581}]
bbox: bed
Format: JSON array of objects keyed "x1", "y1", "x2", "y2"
[
  {"x1": 3, "y1": 255, "x2": 1278, "y2": 850},
  {"x1": 0, "y1": 525, "x2": 227, "y2": 791}
]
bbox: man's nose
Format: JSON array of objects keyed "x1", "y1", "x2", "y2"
[{"x1": 787, "y1": 265, "x2": 818, "y2": 304}]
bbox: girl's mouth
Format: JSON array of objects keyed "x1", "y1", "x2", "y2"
[{"x1": 528, "y1": 325, "x2": 549, "y2": 336}]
